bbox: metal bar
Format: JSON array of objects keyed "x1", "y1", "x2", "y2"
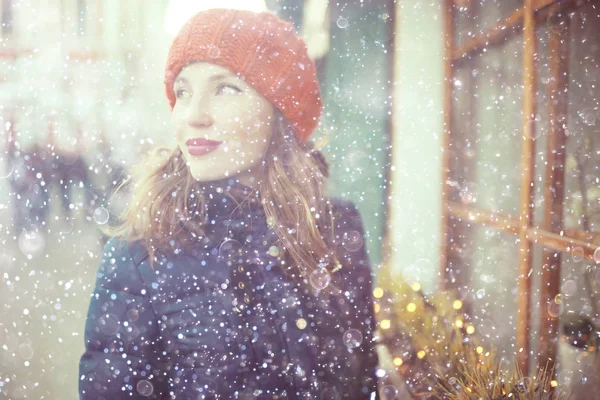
[
  {"x1": 537, "y1": 4, "x2": 570, "y2": 376},
  {"x1": 439, "y1": 0, "x2": 455, "y2": 290},
  {"x1": 527, "y1": 229, "x2": 597, "y2": 262},
  {"x1": 516, "y1": 0, "x2": 537, "y2": 375},
  {"x1": 562, "y1": 229, "x2": 600, "y2": 246},
  {"x1": 447, "y1": 203, "x2": 520, "y2": 234},
  {"x1": 447, "y1": 202, "x2": 599, "y2": 263}
]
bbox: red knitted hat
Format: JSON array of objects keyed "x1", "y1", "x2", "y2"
[{"x1": 164, "y1": 8, "x2": 322, "y2": 143}]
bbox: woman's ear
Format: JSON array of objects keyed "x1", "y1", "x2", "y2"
[{"x1": 310, "y1": 148, "x2": 329, "y2": 178}]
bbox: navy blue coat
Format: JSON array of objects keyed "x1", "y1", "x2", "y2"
[{"x1": 79, "y1": 180, "x2": 379, "y2": 399}]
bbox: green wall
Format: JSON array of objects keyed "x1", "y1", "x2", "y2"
[{"x1": 321, "y1": 1, "x2": 394, "y2": 268}]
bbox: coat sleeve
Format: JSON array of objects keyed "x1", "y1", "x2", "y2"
[
  {"x1": 79, "y1": 237, "x2": 167, "y2": 399},
  {"x1": 330, "y1": 198, "x2": 380, "y2": 399}
]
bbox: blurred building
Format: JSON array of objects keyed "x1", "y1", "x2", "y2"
[{"x1": 1, "y1": 0, "x2": 172, "y2": 164}]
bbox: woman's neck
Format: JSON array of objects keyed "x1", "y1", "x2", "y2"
[
  {"x1": 199, "y1": 175, "x2": 261, "y2": 202},
  {"x1": 234, "y1": 168, "x2": 265, "y2": 191}
]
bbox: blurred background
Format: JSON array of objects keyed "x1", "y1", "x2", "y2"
[{"x1": 0, "y1": 0, "x2": 599, "y2": 399}]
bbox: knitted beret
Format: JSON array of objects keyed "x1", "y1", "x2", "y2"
[{"x1": 164, "y1": 8, "x2": 323, "y2": 143}]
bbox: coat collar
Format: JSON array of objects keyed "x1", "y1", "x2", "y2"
[
  {"x1": 198, "y1": 177, "x2": 266, "y2": 245},
  {"x1": 201, "y1": 178, "x2": 262, "y2": 219}
]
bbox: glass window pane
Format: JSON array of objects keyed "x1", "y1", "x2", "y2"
[
  {"x1": 563, "y1": 3, "x2": 600, "y2": 233},
  {"x1": 453, "y1": 1, "x2": 476, "y2": 48},
  {"x1": 556, "y1": 251, "x2": 600, "y2": 394},
  {"x1": 454, "y1": 0, "x2": 522, "y2": 48},
  {"x1": 452, "y1": 36, "x2": 524, "y2": 217},
  {"x1": 530, "y1": 241, "x2": 600, "y2": 387},
  {"x1": 466, "y1": 225, "x2": 520, "y2": 358},
  {"x1": 478, "y1": 0, "x2": 522, "y2": 34}
]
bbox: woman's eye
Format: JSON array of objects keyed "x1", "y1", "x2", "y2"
[
  {"x1": 175, "y1": 88, "x2": 190, "y2": 99},
  {"x1": 217, "y1": 84, "x2": 242, "y2": 95}
]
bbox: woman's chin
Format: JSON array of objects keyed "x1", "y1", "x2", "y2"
[{"x1": 190, "y1": 173, "x2": 229, "y2": 183}]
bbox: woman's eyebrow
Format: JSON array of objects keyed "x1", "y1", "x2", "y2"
[
  {"x1": 174, "y1": 77, "x2": 188, "y2": 86},
  {"x1": 209, "y1": 73, "x2": 238, "y2": 82},
  {"x1": 175, "y1": 73, "x2": 239, "y2": 86}
]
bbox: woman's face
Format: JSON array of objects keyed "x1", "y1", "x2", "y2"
[{"x1": 171, "y1": 62, "x2": 276, "y2": 186}]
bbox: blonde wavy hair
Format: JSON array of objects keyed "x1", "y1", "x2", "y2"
[{"x1": 101, "y1": 109, "x2": 341, "y2": 282}]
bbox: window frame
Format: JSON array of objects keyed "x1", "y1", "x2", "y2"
[{"x1": 440, "y1": 0, "x2": 600, "y2": 375}]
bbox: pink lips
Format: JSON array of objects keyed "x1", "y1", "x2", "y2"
[{"x1": 185, "y1": 137, "x2": 223, "y2": 157}]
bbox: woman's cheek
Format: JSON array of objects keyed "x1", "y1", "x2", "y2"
[
  {"x1": 227, "y1": 137, "x2": 244, "y2": 153},
  {"x1": 242, "y1": 98, "x2": 266, "y2": 128},
  {"x1": 248, "y1": 95, "x2": 266, "y2": 114},
  {"x1": 171, "y1": 108, "x2": 186, "y2": 139}
]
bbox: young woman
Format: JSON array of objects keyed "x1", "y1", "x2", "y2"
[{"x1": 79, "y1": 8, "x2": 379, "y2": 399}]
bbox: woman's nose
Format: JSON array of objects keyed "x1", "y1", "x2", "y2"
[{"x1": 186, "y1": 96, "x2": 213, "y2": 128}]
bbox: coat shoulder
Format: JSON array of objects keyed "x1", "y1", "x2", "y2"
[
  {"x1": 329, "y1": 196, "x2": 359, "y2": 214},
  {"x1": 328, "y1": 197, "x2": 365, "y2": 234},
  {"x1": 94, "y1": 236, "x2": 148, "y2": 294}
]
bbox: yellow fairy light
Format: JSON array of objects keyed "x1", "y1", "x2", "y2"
[
  {"x1": 466, "y1": 325, "x2": 475, "y2": 335},
  {"x1": 455, "y1": 319, "x2": 463, "y2": 328},
  {"x1": 476, "y1": 346, "x2": 483, "y2": 354},
  {"x1": 411, "y1": 282, "x2": 421, "y2": 291},
  {"x1": 417, "y1": 350, "x2": 426, "y2": 359},
  {"x1": 374, "y1": 303, "x2": 380, "y2": 313},
  {"x1": 406, "y1": 303, "x2": 417, "y2": 313},
  {"x1": 373, "y1": 287, "x2": 384, "y2": 299},
  {"x1": 393, "y1": 357, "x2": 403, "y2": 367},
  {"x1": 551, "y1": 380, "x2": 558, "y2": 388},
  {"x1": 380, "y1": 319, "x2": 391, "y2": 330},
  {"x1": 453, "y1": 300, "x2": 463, "y2": 310},
  {"x1": 296, "y1": 318, "x2": 307, "y2": 330}
]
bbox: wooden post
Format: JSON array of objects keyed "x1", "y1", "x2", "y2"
[
  {"x1": 538, "y1": 5, "x2": 569, "y2": 376},
  {"x1": 439, "y1": 0, "x2": 455, "y2": 289},
  {"x1": 381, "y1": 0, "x2": 396, "y2": 275},
  {"x1": 516, "y1": 0, "x2": 537, "y2": 375}
]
